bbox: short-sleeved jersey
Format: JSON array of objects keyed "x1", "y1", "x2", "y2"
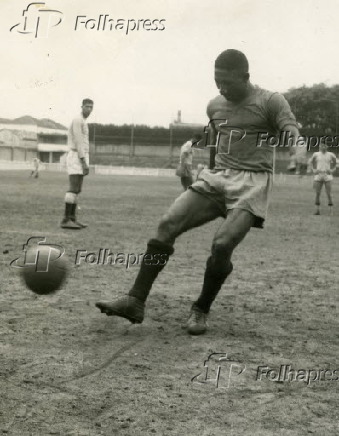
[
  {"x1": 207, "y1": 86, "x2": 298, "y2": 172},
  {"x1": 311, "y1": 151, "x2": 337, "y2": 172},
  {"x1": 180, "y1": 140, "x2": 193, "y2": 165},
  {"x1": 68, "y1": 115, "x2": 89, "y2": 159}
]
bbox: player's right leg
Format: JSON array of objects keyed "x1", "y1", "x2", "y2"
[
  {"x1": 187, "y1": 208, "x2": 255, "y2": 334},
  {"x1": 96, "y1": 190, "x2": 223, "y2": 323},
  {"x1": 61, "y1": 175, "x2": 82, "y2": 229},
  {"x1": 313, "y1": 180, "x2": 323, "y2": 215},
  {"x1": 324, "y1": 180, "x2": 333, "y2": 215},
  {"x1": 69, "y1": 175, "x2": 87, "y2": 228}
]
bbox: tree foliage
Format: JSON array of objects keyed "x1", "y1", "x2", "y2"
[{"x1": 284, "y1": 83, "x2": 339, "y2": 136}]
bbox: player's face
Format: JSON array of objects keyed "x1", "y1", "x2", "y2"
[
  {"x1": 320, "y1": 143, "x2": 327, "y2": 153},
  {"x1": 82, "y1": 103, "x2": 93, "y2": 118},
  {"x1": 214, "y1": 68, "x2": 248, "y2": 102}
]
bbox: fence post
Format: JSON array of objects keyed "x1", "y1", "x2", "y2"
[
  {"x1": 129, "y1": 124, "x2": 135, "y2": 160},
  {"x1": 169, "y1": 123, "x2": 173, "y2": 165}
]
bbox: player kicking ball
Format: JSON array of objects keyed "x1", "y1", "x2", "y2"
[
  {"x1": 61, "y1": 98, "x2": 93, "y2": 230},
  {"x1": 96, "y1": 50, "x2": 299, "y2": 335},
  {"x1": 311, "y1": 141, "x2": 337, "y2": 215}
]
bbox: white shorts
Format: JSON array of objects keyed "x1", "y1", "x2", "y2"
[
  {"x1": 191, "y1": 168, "x2": 273, "y2": 228},
  {"x1": 66, "y1": 150, "x2": 89, "y2": 175},
  {"x1": 314, "y1": 173, "x2": 333, "y2": 183}
]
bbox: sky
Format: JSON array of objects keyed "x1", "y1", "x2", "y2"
[{"x1": 1, "y1": 0, "x2": 339, "y2": 127}]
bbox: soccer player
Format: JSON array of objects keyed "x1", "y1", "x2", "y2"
[
  {"x1": 176, "y1": 134, "x2": 202, "y2": 190},
  {"x1": 311, "y1": 142, "x2": 337, "y2": 215},
  {"x1": 96, "y1": 49, "x2": 299, "y2": 335},
  {"x1": 30, "y1": 157, "x2": 40, "y2": 178},
  {"x1": 61, "y1": 98, "x2": 93, "y2": 229}
]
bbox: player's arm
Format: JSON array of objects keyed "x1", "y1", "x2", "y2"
[
  {"x1": 329, "y1": 153, "x2": 337, "y2": 174},
  {"x1": 267, "y1": 93, "x2": 300, "y2": 152},
  {"x1": 205, "y1": 100, "x2": 219, "y2": 169},
  {"x1": 72, "y1": 118, "x2": 89, "y2": 175},
  {"x1": 310, "y1": 153, "x2": 318, "y2": 174}
]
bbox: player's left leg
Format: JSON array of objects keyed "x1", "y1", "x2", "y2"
[
  {"x1": 61, "y1": 175, "x2": 83, "y2": 229},
  {"x1": 313, "y1": 180, "x2": 323, "y2": 215},
  {"x1": 96, "y1": 189, "x2": 222, "y2": 323},
  {"x1": 187, "y1": 208, "x2": 255, "y2": 334},
  {"x1": 70, "y1": 175, "x2": 87, "y2": 228},
  {"x1": 324, "y1": 180, "x2": 333, "y2": 215}
]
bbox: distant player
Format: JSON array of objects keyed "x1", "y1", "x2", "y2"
[
  {"x1": 30, "y1": 157, "x2": 40, "y2": 178},
  {"x1": 311, "y1": 142, "x2": 337, "y2": 215},
  {"x1": 176, "y1": 134, "x2": 202, "y2": 190},
  {"x1": 96, "y1": 49, "x2": 299, "y2": 335},
  {"x1": 61, "y1": 98, "x2": 93, "y2": 229}
]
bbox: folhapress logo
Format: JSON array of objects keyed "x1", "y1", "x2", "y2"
[
  {"x1": 10, "y1": 2, "x2": 63, "y2": 38},
  {"x1": 192, "y1": 353, "x2": 246, "y2": 389},
  {"x1": 10, "y1": 237, "x2": 65, "y2": 272}
]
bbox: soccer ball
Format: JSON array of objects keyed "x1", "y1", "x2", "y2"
[{"x1": 20, "y1": 245, "x2": 68, "y2": 295}]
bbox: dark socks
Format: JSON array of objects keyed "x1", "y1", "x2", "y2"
[
  {"x1": 128, "y1": 239, "x2": 174, "y2": 302},
  {"x1": 70, "y1": 203, "x2": 77, "y2": 221},
  {"x1": 64, "y1": 203, "x2": 73, "y2": 220},
  {"x1": 194, "y1": 256, "x2": 233, "y2": 314}
]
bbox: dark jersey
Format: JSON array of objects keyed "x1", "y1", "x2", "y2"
[{"x1": 207, "y1": 86, "x2": 297, "y2": 172}]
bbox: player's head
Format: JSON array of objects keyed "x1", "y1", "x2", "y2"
[
  {"x1": 319, "y1": 141, "x2": 328, "y2": 153},
  {"x1": 214, "y1": 49, "x2": 250, "y2": 102},
  {"x1": 81, "y1": 98, "x2": 94, "y2": 118}
]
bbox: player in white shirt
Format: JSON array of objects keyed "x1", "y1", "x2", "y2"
[
  {"x1": 176, "y1": 134, "x2": 202, "y2": 190},
  {"x1": 310, "y1": 142, "x2": 337, "y2": 215},
  {"x1": 30, "y1": 157, "x2": 40, "y2": 178},
  {"x1": 61, "y1": 98, "x2": 93, "y2": 229}
]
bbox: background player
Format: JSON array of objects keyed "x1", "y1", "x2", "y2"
[
  {"x1": 311, "y1": 141, "x2": 337, "y2": 215},
  {"x1": 30, "y1": 157, "x2": 40, "y2": 178},
  {"x1": 96, "y1": 50, "x2": 299, "y2": 335},
  {"x1": 61, "y1": 98, "x2": 93, "y2": 229},
  {"x1": 176, "y1": 134, "x2": 202, "y2": 190}
]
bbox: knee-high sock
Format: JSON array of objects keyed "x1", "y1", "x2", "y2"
[
  {"x1": 64, "y1": 192, "x2": 77, "y2": 220},
  {"x1": 128, "y1": 239, "x2": 174, "y2": 302},
  {"x1": 194, "y1": 256, "x2": 233, "y2": 313},
  {"x1": 65, "y1": 192, "x2": 77, "y2": 219}
]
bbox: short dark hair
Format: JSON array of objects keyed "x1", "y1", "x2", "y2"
[
  {"x1": 82, "y1": 98, "x2": 94, "y2": 106},
  {"x1": 215, "y1": 49, "x2": 249, "y2": 73}
]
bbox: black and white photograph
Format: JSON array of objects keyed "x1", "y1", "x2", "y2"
[{"x1": 1, "y1": 1, "x2": 338, "y2": 435}]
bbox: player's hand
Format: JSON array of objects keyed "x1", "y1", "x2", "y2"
[
  {"x1": 81, "y1": 159, "x2": 89, "y2": 176},
  {"x1": 83, "y1": 165, "x2": 89, "y2": 176}
]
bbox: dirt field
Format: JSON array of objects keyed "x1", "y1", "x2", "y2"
[{"x1": 0, "y1": 170, "x2": 338, "y2": 435}]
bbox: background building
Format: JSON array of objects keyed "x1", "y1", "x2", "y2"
[{"x1": 0, "y1": 116, "x2": 68, "y2": 163}]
